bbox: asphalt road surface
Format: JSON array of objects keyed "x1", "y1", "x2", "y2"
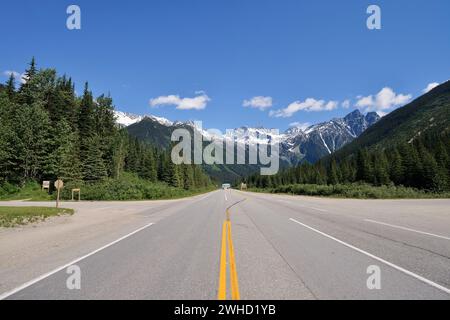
[{"x1": 1, "y1": 189, "x2": 450, "y2": 300}]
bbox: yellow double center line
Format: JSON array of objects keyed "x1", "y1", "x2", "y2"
[{"x1": 218, "y1": 208, "x2": 241, "y2": 300}]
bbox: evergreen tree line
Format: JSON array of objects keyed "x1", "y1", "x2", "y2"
[
  {"x1": 245, "y1": 131, "x2": 450, "y2": 192},
  {"x1": 0, "y1": 59, "x2": 210, "y2": 190}
]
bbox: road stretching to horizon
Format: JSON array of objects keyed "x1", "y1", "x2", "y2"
[{"x1": 1, "y1": 189, "x2": 450, "y2": 300}]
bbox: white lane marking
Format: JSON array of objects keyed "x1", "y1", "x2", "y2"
[
  {"x1": 310, "y1": 207, "x2": 328, "y2": 213},
  {"x1": 0, "y1": 222, "x2": 155, "y2": 300},
  {"x1": 289, "y1": 218, "x2": 450, "y2": 295},
  {"x1": 365, "y1": 219, "x2": 450, "y2": 241},
  {"x1": 224, "y1": 192, "x2": 228, "y2": 201}
]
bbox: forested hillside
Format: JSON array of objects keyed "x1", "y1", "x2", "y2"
[
  {"x1": 0, "y1": 59, "x2": 211, "y2": 199},
  {"x1": 127, "y1": 117, "x2": 262, "y2": 182},
  {"x1": 244, "y1": 82, "x2": 450, "y2": 197},
  {"x1": 246, "y1": 130, "x2": 450, "y2": 193},
  {"x1": 333, "y1": 80, "x2": 450, "y2": 159}
]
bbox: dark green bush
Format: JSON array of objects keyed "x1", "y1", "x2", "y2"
[
  {"x1": 58, "y1": 173, "x2": 214, "y2": 201},
  {"x1": 250, "y1": 183, "x2": 450, "y2": 199}
]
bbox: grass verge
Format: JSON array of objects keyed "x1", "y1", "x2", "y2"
[
  {"x1": 0, "y1": 206, "x2": 74, "y2": 228},
  {"x1": 0, "y1": 181, "x2": 52, "y2": 201}
]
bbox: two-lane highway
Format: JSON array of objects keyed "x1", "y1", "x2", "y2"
[{"x1": 1, "y1": 189, "x2": 450, "y2": 299}]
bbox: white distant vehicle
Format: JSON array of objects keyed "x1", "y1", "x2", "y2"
[{"x1": 221, "y1": 183, "x2": 231, "y2": 190}]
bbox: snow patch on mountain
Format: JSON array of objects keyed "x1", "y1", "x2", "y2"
[
  {"x1": 114, "y1": 110, "x2": 173, "y2": 127},
  {"x1": 117, "y1": 109, "x2": 380, "y2": 165}
]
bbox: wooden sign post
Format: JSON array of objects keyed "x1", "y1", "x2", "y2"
[
  {"x1": 54, "y1": 179, "x2": 64, "y2": 208},
  {"x1": 72, "y1": 188, "x2": 81, "y2": 201}
]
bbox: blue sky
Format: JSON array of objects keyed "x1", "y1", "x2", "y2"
[{"x1": 1, "y1": 0, "x2": 449, "y2": 131}]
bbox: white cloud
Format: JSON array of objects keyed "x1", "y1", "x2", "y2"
[
  {"x1": 3, "y1": 70, "x2": 27, "y2": 84},
  {"x1": 289, "y1": 122, "x2": 311, "y2": 131},
  {"x1": 355, "y1": 87, "x2": 411, "y2": 113},
  {"x1": 341, "y1": 99, "x2": 351, "y2": 109},
  {"x1": 3, "y1": 70, "x2": 20, "y2": 78},
  {"x1": 243, "y1": 96, "x2": 273, "y2": 110},
  {"x1": 423, "y1": 82, "x2": 439, "y2": 93},
  {"x1": 149, "y1": 92, "x2": 210, "y2": 110},
  {"x1": 269, "y1": 98, "x2": 338, "y2": 118}
]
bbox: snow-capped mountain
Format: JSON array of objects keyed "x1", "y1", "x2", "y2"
[
  {"x1": 114, "y1": 111, "x2": 143, "y2": 127},
  {"x1": 114, "y1": 111, "x2": 173, "y2": 127},
  {"x1": 116, "y1": 109, "x2": 380, "y2": 165},
  {"x1": 227, "y1": 127, "x2": 286, "y2": 145},
  {"x1": 216, "y1": 110, "x2": 380, "y2": 165},
  {"x1": 280, "y1": 110, "x2": 380, "y2": 164}
]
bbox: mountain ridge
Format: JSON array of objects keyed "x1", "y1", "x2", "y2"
[{"x1": 118, "y1": 109, "x2": 380, "y2": 181}]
